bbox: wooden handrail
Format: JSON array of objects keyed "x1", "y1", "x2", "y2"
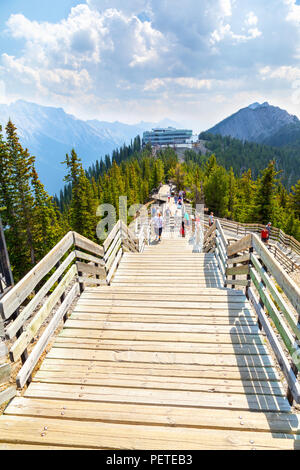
[
  {"x1": 0, "y1": 217, "x2": 142, "y2": 395},
  {"x1": 204, "y1": 214, "x2": 300, "y2": 259},
  {"x1": 204, "y1": 221, "x2": 300, "y2": 404}
]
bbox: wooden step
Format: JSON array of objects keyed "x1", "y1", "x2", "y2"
[
  {"x1": 0, "y1": 415, "x2": 298, "y2": 449},
  {"x1": 24, "y1": 383, "x2": 290, "y2": 413},
  {"x1": 54, "y1": 336, "x2": 269, "y2": 356},
  {"x1": 69, "y1": 312, "x2": 257, "y2": 326},
  {"x1": 40, "y1": 358, "x2": 280, "y2": 381},
  {"x1": 6, "y1": 397, "x2": 300, "y2": 435},
  {"x1": 47, "y1": 346, "x2": 274, "y2": 367},
  {"x1": 32, "y1": 370, "x2": 285, "y2": 397}
]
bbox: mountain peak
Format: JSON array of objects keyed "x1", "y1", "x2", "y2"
[
  {"x1": 248, "y1": 102, "x2": 270, "y2": 110},
  {"x1": 207, "y1": 102, "x2": 299, "y2": 144}
]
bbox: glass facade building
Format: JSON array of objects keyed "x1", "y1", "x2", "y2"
[{"x1": 142, "y1": 127, "x2": 193, "y2": 147}]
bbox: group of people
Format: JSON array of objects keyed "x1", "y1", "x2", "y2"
[{"x1": 152, "y1": 189, "x2": 189, "y2": 241}]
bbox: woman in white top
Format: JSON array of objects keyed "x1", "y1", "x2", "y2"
[{"x1": 153, "y1": 213, "x2": 164, "y2": 242}]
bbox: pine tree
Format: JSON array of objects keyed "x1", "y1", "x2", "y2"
[
  {"x1": 291, "y1": 180, "x2": 300, "y2": 218},
  {"x1": 226, "y1": 168, "x2": 237, "y2": 219},
  {"x1": 31, "y1": 166, "x2": 66, "y2": 259},
  {"x1": 204, "y1": 165, "x2": 229, "y2": 217},
  {"x1": 63, "y1": 149, "x2": 98, "y2": 241},
  {"x1": 254, "y1": 161, "x2": 280, "y2": 224},
  {"x1": 5, "y1": 120, "x2": 36, "y2": 278}
]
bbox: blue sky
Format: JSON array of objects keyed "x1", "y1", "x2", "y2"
[{"x1": 1, "y1": 0, "x2": 300, "y2": 130}]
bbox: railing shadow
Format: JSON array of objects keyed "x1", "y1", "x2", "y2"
[
  {"x1": 203, "y1": 253, "x2": 223, "y2": 288},
  {"x1": 227, "y1": 289, "x2": 299, "y2": 441}
]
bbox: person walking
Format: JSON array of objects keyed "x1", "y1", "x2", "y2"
[
  {"x1": 209, "y1": 212, "x2": 214, "y2": 227},
  {"x1": 184, "y1": 210, "x2": 190, "y2": 227},
  {"x1": 181, "y1": 220, "x2": 185, "y2": 238},
  {"x1": 261, "y1": 222, "x2": 272, "y2": 245},
  {"x1": 153, "y1": 212, "x2": 164, "y2": 242}
]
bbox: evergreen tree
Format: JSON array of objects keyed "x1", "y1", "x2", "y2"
[
  {"x1": 63, "y1": 149, "x2": 98, "y2": 241},
  {"x1": 254, "y1": 161, "x2": 280, "y2": 224},
  {"x1": 5, "y1": 121, "x2": 36, "y2": 278},
  {"x1": 31, "y1": 166, "x2": 66, "y2": 259}
]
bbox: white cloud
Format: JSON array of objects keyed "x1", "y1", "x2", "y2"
[
  {"x1": 245, "y1": 12, "x2": 258, "y2": 27},
  {"x1": 1, "y1": 0, "x2": 300, "y2": 127},
  {"x1": 260, "y1": 65, "x2": 300, "y2": 82},
  {"x1": 144, "y1": 77, "x2": 213, "y2": 91}
]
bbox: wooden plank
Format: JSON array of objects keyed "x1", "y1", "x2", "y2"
[
  {"x1": 224, "y1": 280, "x2": 250, "y2": 287},
  {"x1": 6, "y1": 397, "x2": 300, "y2": 435},
  {"x1": 40, "y1": 358, "x2": 279, "y2": 380},
  {"x1": 252, "y1": 234, "x2": 300, "y2": 315},
  {"x1": 204, "y1": 222, "x2": 216, "y2": 242},
  {"x1": 16, "y1": 283, "x2": 80, "y2": 389},
  {"x1": 33, "y1": 370, "x2": 284, "y2": 396},
  {"x1": 215, "y1": 247, "x2": 226, "y2": 276},
  {"x1": 59, "y1": 328, "x2": 264, "y2": 345},
  {"x1": 216, "y1": 238, "x2": 227, "y2": 265},
  {"x1": 78, "y1": 292, "x2": 249, "y2": 303},
  {"x1": 74, "y1": 233, "x2": 104, "y2": 258},
  {"x1": 226, "y1": 266, "x2": 250, "y2": 276},
  {"x1": 227, "y1": 234, "x2": 252, "y2": 257},
  {"x1": 78, "y1": 277, "x2": 107, "y2": 286},
  {"x1": 76, "y1": 262, "x2": 106, "y2": 277},
  {"x1": 0, "y1": 364, "x2": 10, "y2": 385},
  {"x1": 120, "y1": 220, "x2": 138, "y2": 244},
  {"x1": 75, "y1": 300, "x2": 252, "y2": 312},
  {"x1": 0, "y1": 415, "x2": 298, "y2": 449},
  {"x1": 6, "y1": 251, "x2": 76, "y2": 340},
  {"x1": 70, "y1": 305, "x2": 255, "y2": 318},
  {"x1": 250, "y1": 268, "x2": 300, "y2": 361},
  {"x1": 0, "y1": 443, "x2": 76, "y2": 450},
  {"x1": 24, "y1": 383, "x2": 290, "y2": 412},
  {"x1": 216, "y1": 220, "x2": 228, "y2": 248},
  {"x1": 0, "y1": 387, "x2": 16, "y2": 406},
  {"x1": 84, "y1": 286, "x2": 245, "y2": 296},
  {"x1": 103, "y1": 220, "x2": 121, "y2": 252},
  {"x1": 54, "y1": 337, "x2": 269, "y2": 355},
  {"x1": 227, "y1": 254, "x2": 251, "y2": 265},
  {"x1": 10, "y1": 265, "x2": 77, "y2": 362},
  {"x1": 248, "y1": 287, "x2": 300, "y2": 404},
  {"x1": 105, "y1": 240, "x2": 122, "y2": 272},
  {"x1": 0, "y1": 232, "x2": 74, "y2": 320},
  {"x1": 68, "y1": 312, "x2": 258, "y2": 326},
  {"x1": 47, "y1": 346, "x2": 273, "y2": 367},
  {"x1": 104, "y1": 231, "x2": 121, "y2": 262},
  {"x1": 251, "y1": 253, "x2": 300, "y2": 341},
  {"x1": 122, "y1": 237, "x2": 138, "y2": 253},
  {"x1": 107, "y1": 248, "x2": 123, "y2": 285},
  {"x1": 75, "y1": 250, "x2": 105, "y2": 266}
]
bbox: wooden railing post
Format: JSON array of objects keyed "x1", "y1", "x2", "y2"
[
  {"x1": 246, "y1": 246, "x2": 253, "y2": 300},
  {"x1": 56, "y1": 260, "x2": 68, "y2": 322},
  {"x1": 287, "y1": 363, "x2": 299, "y2": 406}
]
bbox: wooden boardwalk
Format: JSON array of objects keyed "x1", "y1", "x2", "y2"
[{"x1": 0, "y1": 237, "x2": 300, "y2": 449}]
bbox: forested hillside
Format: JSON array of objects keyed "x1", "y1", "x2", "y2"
[
  {"x1": 2, "y1": 120, "x2": 300, "y2": 282},
  {"x1": 199, "y1": 132, "x2": 300, "y2": 188}
]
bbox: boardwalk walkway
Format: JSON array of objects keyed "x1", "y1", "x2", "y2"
[{"x1": 0, "y1": 235, "x2": 300, "y2": 449}]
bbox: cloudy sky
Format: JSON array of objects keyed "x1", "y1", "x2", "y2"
[{"x1": 1, "y1": 0, "x2": 300, "y2": 131}]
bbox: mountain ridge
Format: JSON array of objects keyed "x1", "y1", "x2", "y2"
[
  {"x1": 0, "y1": 100, "x2": 181, "y2": 194},
  {"x1": 207, "y1": 102, "x2": 300, "y2": 145}
]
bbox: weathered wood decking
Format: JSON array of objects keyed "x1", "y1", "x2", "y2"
[{"x1": 0, "y1": 237, "x2": 300, "y2": 449}]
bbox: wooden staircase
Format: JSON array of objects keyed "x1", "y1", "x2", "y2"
[{"x1": 0, "y1": 235, "x2": 300, "y2": 449}]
